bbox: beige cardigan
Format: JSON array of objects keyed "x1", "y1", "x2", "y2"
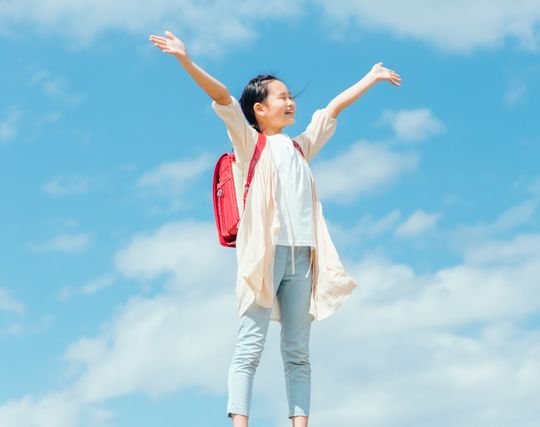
[{"x1": 213, "y1": 98, "x2": 357, "y2": 322}]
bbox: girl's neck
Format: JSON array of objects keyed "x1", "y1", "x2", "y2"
[{"x1": 261, "y1": 126, "x2": 284, "y2": 136}]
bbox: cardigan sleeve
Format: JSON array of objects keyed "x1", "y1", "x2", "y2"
[
  {"x1": 212, "y1": 97, "x2": 258, "y2": 167},
  {"x1": 294, "y1": 109, "x2": 337, "y2": 162}
]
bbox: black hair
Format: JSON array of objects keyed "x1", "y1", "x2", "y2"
[{"x1": 239, "y1": 74, "x2": 279, "y2": 132}]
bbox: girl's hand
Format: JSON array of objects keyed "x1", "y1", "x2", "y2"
[
  {"x1": 370, "y1": 62, "x2": 401, "y2": 86},
  {"x1": 149, "y1": 31, "x2": 188, "y2": 59}
]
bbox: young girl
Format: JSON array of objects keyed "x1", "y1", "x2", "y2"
[{"x1": 149, "y1": 30, "x2": 401, "y2": 427}]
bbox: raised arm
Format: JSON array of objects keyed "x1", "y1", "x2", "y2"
[
  {"x1": 325, "y1": 62, "x2": 401, "y2": 119},
  {"x1": 149, "y1": 31, "x2": 232, "y2": 105}
]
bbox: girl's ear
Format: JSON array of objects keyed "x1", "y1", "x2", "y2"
[{"x1": 253, "y1": 102, "x2": 266, "y2": 121}]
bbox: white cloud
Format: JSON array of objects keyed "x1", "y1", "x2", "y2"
[
  {"x1": 527, "y1": 176, "x2": 540, "y2": 197},
  {"x1": 29, "y1": 233, "x2": 90, "y2": 253},
  {"x1": 64, "y1": 221, "x2": 236, "y2": 403},
  {"x1": 2, "y1": 0, "x2": 539, "y2": 57},
  {"x1": 506, "y1": 80, "x2": 527, "y2": 106},
  {"x1": 395, "y1": 209, "x2": 441, "y2": 237},
  {"x1": 0, "y1": 287, "x2": 25, "y2": 314},
  {"x1": 137, "y1": 155, "x2": 211, "y2": 205},
  {"x1": 453, "y1": 199, "x2": 538, "y2": 246},
  {"x1": 492, "y1": 199, "x2": 537, "y2": 230},
  {"x1": 67, "y1": 291, "x2": 236, "y2": 402},
  {"x1": 316, "y1": 0, "x2": 540, "y2": 53},
  {"x1": 0, "y1": 75, "x2": 67, "y2": 147},
  {"x1": 464, "y1": 233, "x2": 540, "y2": 266},
  {"x1": 308, "y1": 327, "x2": 540, "y2": 427},
  {"x1": 0, "y1": 0, "x2": 302, "y2": 54},
  {"x1": 31, "y1": 70, "x2": 84, "y2": 107},
  {"x1": 0, "y1": 109, "x2": 22, "y2": 144},
  {"x1": 313, "y1": 141, "x2": 418, "y2": 202},
  {"x1": 378, "y1": 108, "x2": 445, "y2": 142},
  {"x1": 364, "y1": 210, "x2": 402, "y2": 236},
  {"x1": 346, "y1": 256, "x2": 540, "y2": 334},
  {"x1": 328, "y1": 210, "x2": 402, "y2": 247},
  {"x1": 59, "y1": 275, "x2": 116, "y2": 301},
  {"x1": 504, "y1": 64, "x2": 540, "y2": 108},
  {"x1": 43, "y1": 175, "x2": 89, "y2": 196},
  {"x1": 0, "y1": 323, "x2": 24, "y2": 336},
  {"x1": 0, "y1": 292, "x2": 236, "y2": 425},
  {"x1": 312, "y1": 225, "x2": 538, "y2": 355},
  {"x1": 0, "y1": 391, "x2": 112, "y2": 427},
  {"x1": 114, "y1": 220, "x2": 233, "y2": 287}
]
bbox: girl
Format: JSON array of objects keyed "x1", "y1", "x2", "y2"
[{"x1": 149, "y1": 30, "x2": 401, "y2": 427}]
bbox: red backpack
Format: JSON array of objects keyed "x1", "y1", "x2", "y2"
[{"x1": 212, "y1": 133, "x2": 304, "y2": 247}]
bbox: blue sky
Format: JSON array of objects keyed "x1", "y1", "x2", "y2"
[{"x1": 1, "y1": 1, "x2": 540, "y2": 426}]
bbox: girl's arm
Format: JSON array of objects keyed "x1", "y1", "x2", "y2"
[
  {"x1": 149, "y1": 31, "x2": 232, "y2": 105},
  {"x1": 325, "y1": 62, "x2": 401, "y2": 119}
]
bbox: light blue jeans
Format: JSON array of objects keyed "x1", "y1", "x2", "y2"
[{"x1": 227, "y1": 245, "x2": 313, "y2": 419}]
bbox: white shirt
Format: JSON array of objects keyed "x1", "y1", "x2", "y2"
[{"x1": 267, "y1": 133, "x2": 315, "y2": 247}]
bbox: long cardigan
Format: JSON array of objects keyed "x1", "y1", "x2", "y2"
[{"x1": 213, "y1": 98, "x2": 357, "y2": 322}]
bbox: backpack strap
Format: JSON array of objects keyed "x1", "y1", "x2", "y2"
[
  {"x1": 243, "y1": 132, "x2": 267, "y2": 206},
  {"x1": 292, "y1": 140, "x2": 305, "y2": 158}
]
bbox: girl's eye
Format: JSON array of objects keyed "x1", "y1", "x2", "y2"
[{"x1": 277, "y1": 94, "x2": 295, "y2": 101}]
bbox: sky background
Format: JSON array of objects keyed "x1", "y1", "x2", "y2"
[{"x1": 1, "y1": 1, "x2": 540, "y2": 426}]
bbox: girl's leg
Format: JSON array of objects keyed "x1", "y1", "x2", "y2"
[
  {"x1": 227, "y1": 302, "x2": 272, "y2": 419},
  {"x1": 277, "y1": 247, "x2": 313, "y2": 422},
  {"x1": 231, "y1": 414, "x2": 249, "y2": 427},
  {"x1": 292, "y1": 416, "x2": 309, "y2": 427},
  {"x1": 228, "y1": 246, "x2": 289, "y2": 423}
]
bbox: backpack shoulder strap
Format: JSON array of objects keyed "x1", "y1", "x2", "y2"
[
  {"x1": 243, "y1": 132, "x2": 267, "y2": 206},
  {"x1": 292, "y1": 140, "x2": 305, "y2": 158}
]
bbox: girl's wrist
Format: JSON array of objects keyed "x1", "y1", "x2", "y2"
[
  {"x1": 365, "y1": 69, "x2": 379, "y2": 84},
  {"x1": 176, "y1": 53, "x2": 191, "y2": 66}
]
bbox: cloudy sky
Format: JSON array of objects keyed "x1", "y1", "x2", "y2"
[{"x1": 1, "y1": 1, "x2": 540, "y2": 426}]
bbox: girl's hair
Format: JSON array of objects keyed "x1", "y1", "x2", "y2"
[{"x1": 239, "y1": 74, "x2": 278, "y2": 132}]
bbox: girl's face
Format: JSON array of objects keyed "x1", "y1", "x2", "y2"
[{"x1": 254, "y1": 80, "x2": 296, "y2": 135}]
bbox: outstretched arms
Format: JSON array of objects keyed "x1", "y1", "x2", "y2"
[
  {"x1": 325, "y1": 62, "x2": 401, "y2": 119},
  {"x1": 149, "y1": 31, "x2": 232, "y2": 105}
]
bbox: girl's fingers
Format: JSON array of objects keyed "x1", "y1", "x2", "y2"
[
  {"x1": 374, "y1": 63, "x2": 402, "y2": 85},
  {"x1": 149, "y1": 35, "x2": 167, "y2": 43},
  {"x1": 150, "y1": 41, "x2": 168, "y2": 49},
  {"x1": 153, "y1": 40, "x2": 168, "y2": 48},
  {"x1": 165, "y1": 30, "x2": 176, "y2": 40},
  {"x1": 153, "y1": 43, "x2": 173, "y2": 54}
]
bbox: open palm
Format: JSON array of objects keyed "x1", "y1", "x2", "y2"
[
  {"x1": 371, "y1": 62, "x2": 401, "y2": 86},
  {"x1": 149, "y1": 31, "x2": 187, "y2": 57}
]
